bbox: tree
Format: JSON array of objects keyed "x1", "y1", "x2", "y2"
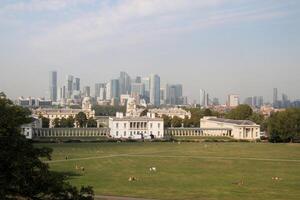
[
  {"x1": 92, "y1": 105, "x2": 126, "y2": 116},
  {"x1": 87, "y1": 117, "x2": 97, "y2": 128},
  {"x1": 0, "y1": 93, "x2": 94, "y2": 199},
  {"x1": 60, "y1": 117, "x2": 69, "y2": 128},
  {"x1": 268, "y1": 108, "x2": 300, "y2": 143},
  {"x1": 171, "y1": 116, "x2": 183, "y2": 127},
  {"x1": 67, "y1": 116, "x2": 75, "y2": 128},
  {"x1": 226, "y1": 104, "x2": 253, "y2": 120},
  {"x1": 53, "y1": 118, "x2": 60, "y2": 128},
  {"x1": 162, "y1": 115, "x2": 171, "y2": 128},
  {"x1": 41, "y1": 117, "x2": 50, "y2": 128},
  {"x1": 75, "y1": 112, "x2": 88, "y2": 128},
  {"x1": 139, "y1": 109, "x2": 148, "y2": 117},
  {"x1": 203, "y1": 108, "x2": 213, "y2": 116}
]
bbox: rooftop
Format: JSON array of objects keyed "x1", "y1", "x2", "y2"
[{"x1": 205, "y1": 117, "x2": 257, "y2": 126}]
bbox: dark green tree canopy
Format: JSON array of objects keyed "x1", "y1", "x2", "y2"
[
  {"x1": 225, "y1": 104, "x2": 253, "y2": 120},
  {"x1": 0, "y1": 93, "x2": 94, "y2": 199},
  {"x1": 75, "y1": 112, "x2": 88, "y2": 128}
]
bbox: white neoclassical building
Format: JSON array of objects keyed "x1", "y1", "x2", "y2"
[
  {"x1": 148, "y1": 107, "x2": 191, "y2": 119},
  {"x1": 109, "y1": 112, "x2": 164, "y2": 139},
  {"x1": 32, "y1": 97, "x2": 95, "y2": 128},
  {"x1": 200, "y1": 116, "x2": 260, "y2": 140}
]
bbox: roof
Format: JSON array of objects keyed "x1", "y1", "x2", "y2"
[
  {"x1": 110, "y1": 116, "x2": 163, "y2": 122},
  {"x1": 206, "y1": 117, "x2": 257, "y2": 126}
]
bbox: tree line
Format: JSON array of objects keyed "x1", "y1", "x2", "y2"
[{"x1": 40, "y1": 112, "x2": 97, "y2": 128}]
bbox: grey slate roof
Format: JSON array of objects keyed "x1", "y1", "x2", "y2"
[{"x1": 207, "y1": 117, "x2": 257, "y2": 125}]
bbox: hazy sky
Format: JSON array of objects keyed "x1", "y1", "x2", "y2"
[{"x1": 0, "y1": 0, "x2": 299, "y2": 103}]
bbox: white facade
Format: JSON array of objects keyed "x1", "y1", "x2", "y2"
[
  {"x1": 227, "y1": 94, "x2": 240, "y2": 107},
  {"x1": 149, "y1": 108, "x2": 191, "y2": 119},
  {"x1": 200, "y1": 116, "x2": 260, "y2": 140},
  {"x1": 21, "y1": 118, "x2": 42, "y2": 139},
  {"x1": 109, "y1": 112, "x2": 164, "y2": 139}
]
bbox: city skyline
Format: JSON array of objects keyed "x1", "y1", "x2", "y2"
[{"x1": 0, "y1": 0, "x2": 300, "y2": 102}]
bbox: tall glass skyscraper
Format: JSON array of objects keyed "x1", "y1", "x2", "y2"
[
  {"x1": 150, "y1": 74, "x2": 160, "y2": 107},
  {"x1": 49, "y1": 71, "x2": 57, "y2": 102}
]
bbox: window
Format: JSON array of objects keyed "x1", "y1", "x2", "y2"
[
  {"x1": 158, "y1": 131, "x2": 160, "y2": 136},
  {"x1": 130, "y1": 131, "x2": 132, "y2": 136},
  {"x1": 116, "y1": 131, "x2": 118, "y2": 136},
  {"x1": 116, "y1": 123, "x2": 119, "y2": 128},
  {"x1": 150, "y1": 123, "x2": 153, "y2": 128},
  {"x1": 124, "y1": 131, "x2": 126, "y2": 136},
  {"x1": 158, "y1": 123, "x2": 160, "y2": 128},
  {"x1": 124, "y1": 123, "x2": 127, "y2": 128}
]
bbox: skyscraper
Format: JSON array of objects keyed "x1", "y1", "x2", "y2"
[
  {"x1": 49, "y1": 71, "x2": 57, "y2": 102},
  {"x1": 119, "y1": 71, "x2": 131, "y2": 95},
  {"x1": 74, "y1": 77, "x2": 80, "y2": 91},
  {"x1": 95, "y1": 83, "x2": 106, "y2": 100},
  {"x1": 83, "y1": 86, "x2": 91, "y2": 97},
  {"x1": 141, "y1": 77, "x2": 150, "y2": 100},
  {"x1": 110, "y1": 79, "x2": 120, "y2": 100},
  {"x1": 273, "y1": 88, "x2": 278, "y2": 107},
  {"x1": 150, "y1": 74, "x2": 160, "y2": 106},
  {"x1": 227, "y1": 94, "x2": 240, "y2": 107},
  {"x1": 66, "y1": 75, "x2": 74, "y2": 99},
  {"x1": 199, "y1": 89, "x2": 207, "y2": 107}
]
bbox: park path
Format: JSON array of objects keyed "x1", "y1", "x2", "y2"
[{"x1": 45, "y1": 153, "x2": 300, "y2": 163}]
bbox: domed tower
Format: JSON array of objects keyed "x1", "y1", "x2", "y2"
[{"x1": 82, "y1": 97, "x2": 92, "y2": 110}]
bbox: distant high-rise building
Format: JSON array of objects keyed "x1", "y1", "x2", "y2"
[
  {"x1": 135, "y1": 76, "x2": 142, "y2": 83},
  {"x1": 66, "y1": 75, "x2": 74, "y2": 99},
  {"x1": 110, "y1": 79, "x2": 120, "y2": 100},
  {"x1": 165, "y1": 84, "x2": 183, "y2": 105},
  {"x1": 150, "y1": 74, "x2": 160, "y2": 106},
  {"x1": 142, "y1": 77, "x2": 150, "y2": 102},
  {"x1": 95, "y1": 83, "x2": 106, "y2": 100},
  {"x1": 131, "y1": 83, "x2": 145, "y2": 97},
  {"x1": 119, "y1": 72, "x2": 131, "y2": 95},
  {"x1": 106, "y1": 82, "x2": 111, "y2": 100},
  {"x1": 212, "y1": 98, "x2": 219, "y2": 106},
  {"x1": 74, "y1": 78, "x2": 80, "y2": 91},
  {"x1": 83, "y1": 86, "x2": 91, "y2": 97},
  {"x1": 199, "y1": 89, "x2": 207, "y2": 108},
  {"x1": 273, "y1": 88, "x2": 278, "y2": 108},
  {"x1": 49, "y1": 71, "x2": 57, "y2": 102},
  {"x1": 59, "y1": 86, "x2": 66, "y2": 100},
  {"x1": 282, "y1": 93, "x2": 290, "y2": 108},
  {"x1": 227, "y1": 94, "x2": 239, "y2": 107}
]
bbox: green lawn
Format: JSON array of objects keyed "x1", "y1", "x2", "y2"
[{"x1": 36, "y1": 142, "x2": 300, "y2": 200}]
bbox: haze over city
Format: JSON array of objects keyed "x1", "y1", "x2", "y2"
[{"x1": 0, "y1": 0, "x2": 300, "y2": 102}]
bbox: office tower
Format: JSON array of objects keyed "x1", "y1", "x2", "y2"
[
  {"x1": 150, "y1": 74, "x2": 160, "y2": 106},
  {"x1": 212, "y1": 98, "x2": 219, "y2": 106},
  {"x1": 74, "y1": 78, "x2": 80, "y2": 91},
  {"x1": 66, "y1": 75, "x2": 74, "y2": 99},
  {"x1": 49, "y1": 71, "x2": 57, "y2": 102},
  {"x1": 257, "y1": 96, "x2": 264, "y2": 107},
  {"x1": 206, "y1": 93, "x2": 210, "y2": 107},
  {"x1": 110, "y1": 79, "x2": 120, "y2": 100},
  {"x1": 83, "y1": 86, "x2": 91, "y2": 97},
  {"x1": 95, "y1": 83, "x2": 106, "y2": 100},
  {"x1": 95, "y1": 83, "x2": 101, "y2": 98},
  {"x1": 160, "y1": 87, "x2": 166, "y2": 105},
  {"x1": 165, "y1": 84, "x2": 183, "y2": 105},
  {"x1": 227, "y1": 94, "x2": 240, "y2": 107},
  {"x1": 273, "y1": 88, "x2": 278, "y2": 107},
  {"x1": 59, "y1": 86, "x2": 66, "y2": 100},
  {"x1": 135, "y1": 76, "x2": 141, "y2": 83},
  {"x1": 141, "y1": 77, "x2": 150, "y2": 98},
  {"x1": 244, "y1": 97, "x2": 253, "y2": 106},
  {"x1": 131, "y1": 82, "x2": 145, "y2": 97},
  {"x1": 119, "y1": 71, "x2": 131, "y2": 95},
  {"x1": 105, "y1": 82, "x2": 111, "y2": 100},
  {"x1": 282, "y1": 93, "x2": 289, "y2": 108},
  {"x1": 199, "y1": 89, "x2": 207, "y2": 107}
]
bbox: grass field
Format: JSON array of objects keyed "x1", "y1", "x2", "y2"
[{"x1": 36, "y1": 142, "x2": 300, "y2": 200}]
